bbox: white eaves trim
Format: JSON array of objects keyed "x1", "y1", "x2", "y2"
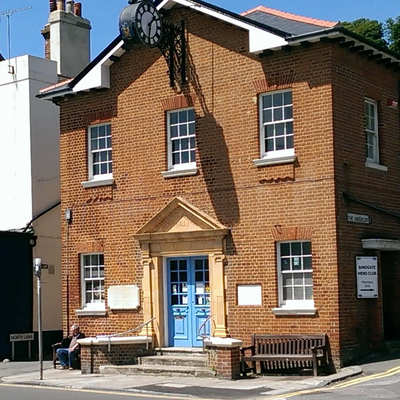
[
  {"x1": 43, "y1": 0, "x2": 288, "y2": 98},
  {"x1": 157, "y1": 0, "x2": 288, "y2": 53},
  {"x1": 73, "y1": 41, "x2": 126, "y2": 93}
]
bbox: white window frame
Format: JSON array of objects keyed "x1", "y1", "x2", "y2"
[
  {"x1": 79, "y1": 253, "x2": 106, "y2": 312},
  {"x1": 274, "y1": 240, "x2": 315, "y2": 314},
  {"x1": 365, "y1": 98, "x2": 379, "y2": 165},
  {"x1": 83, "y1": 123, "x2": 113, "y2": 187},
  {"x1": 162, "y1": 107, "x2": 197, "y2": 178},
  {"x1": 254, "y1": 89, "x2": 295, "y2": 167}
]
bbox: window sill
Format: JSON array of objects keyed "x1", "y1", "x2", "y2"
[
  {"x1": 365, "y1": 161, "x2": 388, "y2": 172},
  {"x1": 161, "y1": 167, "x2": 198, "y2": 178},
  {"x1": 76, "y1": 308, "x2": 107, "y2": 316},
  {"x1": 272, "y1": 307, "x2": 317, "y2": 316},
  {"x1": 81, "y1": 178, "x2": 114, "y2": 188},
  {"x1": 253, "y1": 154, "x2": 297, "y2": 167}
]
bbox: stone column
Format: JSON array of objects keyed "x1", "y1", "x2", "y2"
[
  {"x1": 210, "y1": 250, "x2": 228, "y2": 337},
  {"x1": 139, "y1": 243, "x2": 155, "y2": 337},
  {"x1": 150, "y1": 256, "x2": 163, "y2": 347}
]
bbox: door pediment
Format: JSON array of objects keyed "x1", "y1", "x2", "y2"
[{"x1": 134, "y1": 197, "x2": 229, "y2": 242}]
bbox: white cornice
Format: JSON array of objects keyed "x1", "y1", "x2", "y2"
[
  {"x1": 362, "y1": 239, "x2": 400, "y2": 251},
  {"x1": 73, "y1": 41, "x2": 126, "y2": 93}
]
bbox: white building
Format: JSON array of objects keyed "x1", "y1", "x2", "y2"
[
  {"x1": 1, "y1": 55, "x2": 60, "y2": 231},
  {"x1": 0, "y1": 0, "x2": 91, "y2": 357}
]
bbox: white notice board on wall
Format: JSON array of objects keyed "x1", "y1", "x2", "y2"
[
  {"x1": 108, "y1": 285, "x2": 140, "y2": 309},
  {"x1": 356, "y1": 256, "x2": 378, "y2": 298},
  {"x1": 237, "y1": 285, "x2": 262, "y2": 305}
]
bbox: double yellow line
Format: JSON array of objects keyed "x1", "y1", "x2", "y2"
[
  {"x1": 332, "y1": 365, "x2": 400, "y2": 389},
  {"x1": 265, "y1": 365, "x2": 400, "y2": 400}
]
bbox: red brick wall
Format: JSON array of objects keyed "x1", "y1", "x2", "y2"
[
  {"x1": 80, "y1": 344, "x2": 151, "y2": 374},
  {"x1": 58, "y1": 6, "x2": 400, "y2": 368},
  {"x1": 206, "y1": 346, "x2": 240, "y2": 379},
  {"x1": 332, "y1": 44, "x2": 400, "y2": 364}
]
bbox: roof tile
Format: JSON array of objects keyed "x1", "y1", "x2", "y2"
[{"x1": 241, "y1": 5, "x2": 337, "y2": 28}]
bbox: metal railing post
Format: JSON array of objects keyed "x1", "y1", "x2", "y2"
[{"x1": 146, "y1": 323, "x2": 148, "y2": 350}]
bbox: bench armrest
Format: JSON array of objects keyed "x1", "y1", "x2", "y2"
[
  {"x1": 311, "y1": 344, "x2": 327, "y2": 354},
  {"x1": 240, "y1": 345, "x2": 255, "y2": 356},
  {"x1": 311, "y1": 344, "x2": 326, "y2": 350}
]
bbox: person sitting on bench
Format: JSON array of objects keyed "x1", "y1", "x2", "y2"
[{"x1": 56, "y1": 324, "x2": 85, "y2": 370}]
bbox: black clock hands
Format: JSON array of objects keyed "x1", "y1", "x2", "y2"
[
  {"x1": 119, "y1": 0, "x2": 163, "y2": 48},
  {"x1": 147, "y1": 15, "x2": 155, "y2": 36}
]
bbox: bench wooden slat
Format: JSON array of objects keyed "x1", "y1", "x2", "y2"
[
  {"x1": 241, "y1": 334, "x2": 328, "y2": 377},
  {"x1": 243, "y1": 354, "x2": 323, "y2": 362}
]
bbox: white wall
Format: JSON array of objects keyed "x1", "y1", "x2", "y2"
[
  {"x1": 0, "y1": 55, "x2": 59, "y2": 230},
  {"x1": 32, "y1": 204, "x2": 62, "y2": 331}
]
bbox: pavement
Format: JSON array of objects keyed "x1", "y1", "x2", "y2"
[{"x1": 1, "y1": 354, "x2": 399, "y2": 399}]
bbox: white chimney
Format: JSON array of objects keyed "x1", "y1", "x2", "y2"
[{"x1": 48, "y1": 2, "x2": 91, "y2": 77}]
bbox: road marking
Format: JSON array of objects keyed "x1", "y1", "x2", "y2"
[
  {"x1": 332, "y1": 365, "x2": 400, "y2": 389},
  {"x1": 0, "y1": 383, "x2": 210, "y2": 399},
  {"x1": 265, "y1": 365, "x2": 400, "y2": 399}
]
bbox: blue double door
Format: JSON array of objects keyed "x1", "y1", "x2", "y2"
[{"x1": 167, "y1": 257, "x2": 210, "y2": 347}]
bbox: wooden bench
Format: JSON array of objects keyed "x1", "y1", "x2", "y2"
[{"x1": 240, "y1": 334, "x2": 328, "y2": 377}]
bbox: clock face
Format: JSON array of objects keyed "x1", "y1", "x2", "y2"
[{"x1": 134, "y1": 2, "x2": 163, "y2": 48}]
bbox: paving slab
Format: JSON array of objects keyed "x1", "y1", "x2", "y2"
[{"x1": 0, "y1": 361, "x2": 363, "y2": 399}]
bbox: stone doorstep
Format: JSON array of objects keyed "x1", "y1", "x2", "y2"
[
  {"x1": 99, "y1": 364, "x2": 215, "y2": 378},
  {"x1": 139, "y1": 355, "x2": 208, "y2": 368},
  {"x1": 155, "y1": 347, "x2": 206, "y2": 356}
]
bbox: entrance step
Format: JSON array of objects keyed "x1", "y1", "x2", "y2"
[
  {"x1": 99, "y1": 363, "x2": 215, "y2": 378},
  {"x1": 155, "y1": 347, "x2": 206, "y2": 356},
  {"x1": 99, "y1": 347, "x2": 214, "y2": 378},
  {"x1": 140, "y1": 355, "x2": 207, "y2": 368}
]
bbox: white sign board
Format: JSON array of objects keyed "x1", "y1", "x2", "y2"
[
  {"x1": 356, "y1": 256, "x2": 378, "y2": 298},
  {"x1": 347, "y1": 213, "x2": 371, "y2": 224},
  {"x1": 108, "y1": 285, "x2": 140, "y2": 310},
  {"x1": 237, "y1": 285, "x2": 262, "y2": 306},
  {"x1": 10, "y1": 333, "x2": 34, "y2": 342}
]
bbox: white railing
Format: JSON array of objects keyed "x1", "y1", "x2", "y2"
[
  {"x1": 198, "y1": 314, "x2": 212, "y2": 352},
  {"x1": 96, "y1": 317, "x2": 156, "y2": 352}
]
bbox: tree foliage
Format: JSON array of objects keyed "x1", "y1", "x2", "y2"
[
  {"x1": 386, "y1": 16, "x2": 400, "y2": 55},
  {"x1": 342, "y1": 16, "x2": 400, "y2": 56},
  {"x1": 342, "y1": 18, "x2": 387, "y2": 48}
]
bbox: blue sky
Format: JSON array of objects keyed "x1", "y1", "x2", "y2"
[{"x1": 0, "y1": 0, "x2": 399, "y2": 60}]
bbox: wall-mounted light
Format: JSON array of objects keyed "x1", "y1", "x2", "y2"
[{"x1": 65, "y1": 208, "x2": 72, "y2": 224}]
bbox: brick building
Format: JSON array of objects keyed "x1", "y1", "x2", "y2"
[{"x1": 39, "y1": 0, "x2": 400, "y2": 368}]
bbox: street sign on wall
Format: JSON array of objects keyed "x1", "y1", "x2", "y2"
[
  {"x1": 347, "y1": 213, "x2": 371, "y2": 224},
  {"x1": 9, "y1": 333, "x2": 34, "y2": 342},
  {"x1": 356, "y1": 256, "x2": 378, "y2": 298}
]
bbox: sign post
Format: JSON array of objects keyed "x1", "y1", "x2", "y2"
[
  {"x1": 33, "y1": 258, "x2": 43, "y2": 380},
  {"x1": 356, "y1": 256, "x2": 378, "y2": 298},
  {"x1": 9, "y1": 333, "x2": 34, "y2": 361}
]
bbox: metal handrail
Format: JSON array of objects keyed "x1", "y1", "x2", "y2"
[
  {"x1": 96, "y1": 317, "x2": 156, "y2": 351},
  {"x1": 198, "y1": 314, "x2": 212, "y2": 352}
]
